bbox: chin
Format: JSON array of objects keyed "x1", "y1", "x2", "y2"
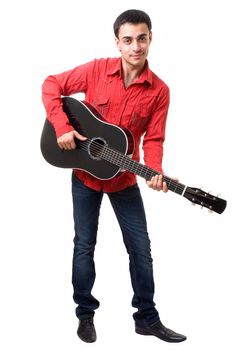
[
  {"x1": 130, "y1": 59, "x2": 145, "y2": 67},
  {"x1": 130, "y1": 55, "x2": 146, "y2": 64}
]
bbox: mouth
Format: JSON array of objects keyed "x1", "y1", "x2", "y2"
[{"x1": 131, "y1": 53, "x2": 143, "y2": 59}]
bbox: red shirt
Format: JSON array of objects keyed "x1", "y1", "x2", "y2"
[{"x1": 42, "y1": 57, "x2": 170, "y2": 192}]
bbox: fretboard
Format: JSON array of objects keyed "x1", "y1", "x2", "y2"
[{"x1": 101, "y1": 145, "x2": 186, "y2": 195}]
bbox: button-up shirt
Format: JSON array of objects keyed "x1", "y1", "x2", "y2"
[{"x1": 42, "y1": 57, "x2": 170, "y2": 192}]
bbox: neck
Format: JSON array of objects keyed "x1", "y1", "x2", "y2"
[{"x1": 121, "y1": 59, "x2": 145, "y2": 88}]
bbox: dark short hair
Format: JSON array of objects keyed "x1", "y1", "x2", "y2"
[{"x1": 113, "y1": 9, "x2": 152, "y2": 38}]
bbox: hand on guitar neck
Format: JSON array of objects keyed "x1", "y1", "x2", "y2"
[
  {"x1": 57, "y1": 130, "x2": 87, "y2": 151},
  {"x1": 146, "y1": 174, "x2": 179, "y2": 193},
  {"x1": 146, "y1": 174, "x2": 168, "y2": 192}
]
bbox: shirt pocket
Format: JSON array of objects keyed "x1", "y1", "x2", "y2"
[
  {"x1": 128, "y1": 103, "x2": 152, "y2": 134},
  {"x1": 92, "y1": 95, "x2": 110, "y2": 117}
]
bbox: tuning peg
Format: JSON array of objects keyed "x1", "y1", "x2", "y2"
[
  {"x1": 216, "y1": 193, "x2": 221, "y2": 197},
  {"x1": 208, "y1": 209, "x2": 213, "y2": 214},
  {"x1": 200, "y1": 201, "x2": 205, "y2": 209}
]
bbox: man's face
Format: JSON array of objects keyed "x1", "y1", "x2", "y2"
[{"x1": 115, "y1": 22, "x2": 152, "y2": 69}]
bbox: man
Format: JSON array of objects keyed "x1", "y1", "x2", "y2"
[{"x1": 42, "y1": 9, "x2": 186, "y2": 343}]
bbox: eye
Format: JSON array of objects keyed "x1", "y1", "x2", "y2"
[
  {"x1": 123, "y1": 38, "x2": 131, "y2": 45},
  {"x1": 139, "y1": 36, "x2": 147, "y2": 42}
]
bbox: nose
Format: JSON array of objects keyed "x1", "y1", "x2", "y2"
[{"x1": 132, "y1": 40, "x2": 141, "y2": 52}]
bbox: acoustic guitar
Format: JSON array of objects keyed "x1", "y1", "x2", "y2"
[{"x1": 41, "y1": 97, "x2": 227, "y2": 214}]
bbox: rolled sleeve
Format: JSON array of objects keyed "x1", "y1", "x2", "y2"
[
  {"x1": 41, "y1": 61, "x2": 95, "y2": 137},
  {"x1": 142, "y1": 85, "x2": 170, "y2": 173}
]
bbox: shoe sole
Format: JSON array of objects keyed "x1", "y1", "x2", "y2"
[
  {"x1": 77, "y1": 334, "x2": 97, "y2": 343},
  {"x1": 77, "y1": 331, "x2": 97, "y2": 343},
  {"x1": 135, "y1": 328, "x2": 186, "y2": 343},
  {"x1": 135, "y1": 328, "x2": 153, "y2": 336}
]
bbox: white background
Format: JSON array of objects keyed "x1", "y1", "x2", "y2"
[{"x1": 1, "y1": 0, "x2": 232, "y2": 349}]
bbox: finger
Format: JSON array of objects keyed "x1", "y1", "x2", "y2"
[
  {"x1": 146, "y1": 178, "x2": 153, "y2": 188},
  {"x1": 70, "y1": 139, "x2": 77, "y2": 149},
  {"x1": 58, "y1": 142, "x2": 64, "y2": 150},
  {"x1": 74, "y1": 131, "x2": 87, "y2": 141},
  {"x1": 152, "y1": 175, "x2": 161, "y2": 191},
  {"x1": 162, "y1": 181, "x2": 168, "y2": 193},
  {"x1": 62, "y1": 143, "x2": 68, "y2": 150},
  {"x1": 66, "y1": 142, "x2": 73, "y2": 150},
  {"x1": 150, "y1": 176, "x2": 157, "y2": 189},
  {"x1": 152, "y1": 175, "x2": 159, "y2": 190},
  {"x1": 152, "y1": 174, "x2": 162, "y2": 190},
  {"x1": 61, "y1": 141, "x2": 71, "y2": 150}
]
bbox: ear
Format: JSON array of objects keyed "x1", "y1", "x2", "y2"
[
  {"x1": 115, "y1": 37, "x2": 121, "y2": 52},
  {"x1": 149, "y1": 31, "x2": 152, "y2": 44}
]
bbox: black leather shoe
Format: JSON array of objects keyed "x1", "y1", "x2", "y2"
[
  {"x1": 77, "y1": 317, "x2": 97, "y2": 343},
  {"x1": 136, "y1": 320, "x2": 186, "y2": 343}
]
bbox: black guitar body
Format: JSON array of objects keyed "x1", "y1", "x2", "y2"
[{"x1": 41, "y1": 97, "x2": 134, "y2": 180}]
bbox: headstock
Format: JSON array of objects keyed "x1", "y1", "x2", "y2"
[{"x1": 183, "y1": 187, "x2": 227, "y2": 214}]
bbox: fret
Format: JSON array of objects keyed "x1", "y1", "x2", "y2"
[
  {"x1": 101, "y1": 146, "x2": 186, "y2": 196},
  {"x1": 164, "y1": 175, "x2": 185, "y2": 195}
]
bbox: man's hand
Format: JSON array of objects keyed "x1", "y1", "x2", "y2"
[
  {"x1": 146, "y1": 174, "x2": 168, "y2": 192},
  {"x1": 57, "y1": 130, "x2": 87, "y2": 150}
]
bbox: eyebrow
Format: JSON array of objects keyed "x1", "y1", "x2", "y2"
[{"x1": 122, "y1": 33, "x2": 148, "y2": 40}]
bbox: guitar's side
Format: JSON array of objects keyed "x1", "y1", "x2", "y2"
[{"x1": 40, "y1": 98, "x2": 134, "y2": 180}]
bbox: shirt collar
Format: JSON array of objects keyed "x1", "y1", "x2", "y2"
[{"x1": 107, "y1": 57, "x2": 152, "y2": 86}]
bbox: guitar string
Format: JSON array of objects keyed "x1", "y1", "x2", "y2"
[
  {"x1": 78, "y1": 139, "x2": 153, "y2": 179},
  {"x1": 77, "y1": 138, "x2": 158, "y2": 179},
  {"x1": 62, "y1": 137, "x2": 221, "y2": 210},
  {"x1": 75, "y1": 139, "x2": 220, "y2": 204},
  {"x1": 77, "y1": 139, "x2": 190, "y2": 194},
  {"x1": 78, "y1": 139, "x2": 193, "y2": 196},
  {"x1": 75, "y1": 138, "x2": 192, "y2": 195}
]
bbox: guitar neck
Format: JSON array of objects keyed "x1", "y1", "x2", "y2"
[{"x1": 101, "y1": 145, "x2": 186, "y2": 196}]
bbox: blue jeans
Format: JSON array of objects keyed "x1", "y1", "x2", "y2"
[{"x1": 71, "y1": 173, "x2": 159, "y2": 326}]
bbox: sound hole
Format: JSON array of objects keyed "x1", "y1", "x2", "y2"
[{"x1": 88, "y1": 137, "x2": 107, "y2": 160}]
